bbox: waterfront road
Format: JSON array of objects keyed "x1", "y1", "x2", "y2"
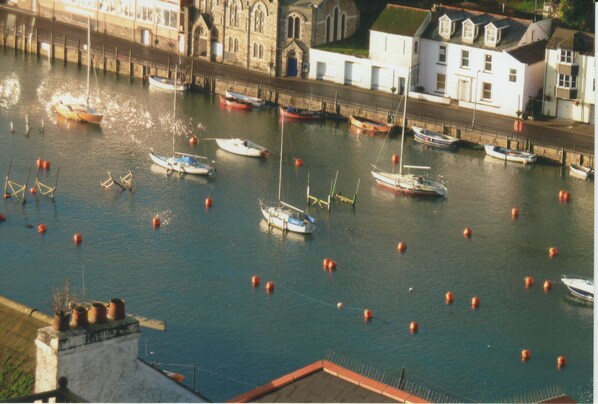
[{"x1": 1, "y1": 6, "x2": 594, "y2": 154}]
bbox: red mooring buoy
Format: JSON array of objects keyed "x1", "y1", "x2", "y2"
[
  {"x1": 152, "y1": 216, "x2": 161, "y2": 228},
  {"x1": 205, "y1": 197, "x2": 213, "y2": 208},
  {"x1": 266, "y1": 281, "x2": 275, "y2": 293},
  {"x1": 409, "y1": 321, "x2": 419, "y2": 334},
  {"x1": 471, "y1": 296, "x2": 480, "y2": 309},
  {"x1": 73, "y1": 233, "x2": 83, "y2": 245},
  {"x1": 445, "y1": 291, "x2": 454, "y2": 304},
  {"x1": 525, "y1": 276, "x2": 534, "y2": 288},
  {"x1": 521, "y1": 349, "x2": 531, "y2": 362},
  {"x1": 397, "y1": 242, "x2": 407, "y2": 253},
  {"x1": 511, "y1": 208, "x2": 519, "y2": 219},
  {"x1": 463, "y1": 227, "x2": 472, "y2": 238},
  {"x1": 557, "y1": 356, "x2": 567, "y2": 369},
  {"x1": 543, "y1": 280, "x2": 552, "y2": 292},
  {"x1": 189, "y1": 136, "x2": 198, "y2": 146},
  {"x1": 294, "y1": 158, "x2": 303, "y2": 168},
  {"x1": 38, "y1": 223, "x2": 47, "y2": 234},
  {"x1": 251, "y1": 275, "x2": 260, "y2": 287},
  {"x1": 363, "y1": 309, "x2": 373, "y2": 321},
  {"x1": 548, "y1": 247, "x2": 558, "y2": 258}
]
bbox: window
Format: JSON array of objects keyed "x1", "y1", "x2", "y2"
[
  {"x1": 438, "y1": 45, "x2": 446, "y2": 63},
  {"x1": 560, "y1": 49, "x2": 573, "y2": 64},
  {"x1": 294, "y1": 16, "x2": 300, "y2": 39},
  {"x1": 439, "y1": 17, "x2": 451, "y2": 38},
  {"x1": 253, "y1": 43, "x2": 258, "y2": 58},
  {"x1": 461, "y1": 49, "x2": 469, "y2": 68},
  {"x1": 484, "y1": 54, "x2": 492, "y2": 71},
  {"x1": 414, "y1": 40, "x2": 418, "y2": 55},
  {"x1": 254, "y1": 7, "x2": 265, "y2": 33},
  {"x1": 509, "y1": 68, "x2": 517, "y2": 82},
  {"x1": 326, "y1": 16, "x2": 330, "y2": 42},
  {"x1": 463, "y1": 21, "x2": 473, "y2": 40},
  {"x1": 485, "y1": 26, "x2": 496, "y2": 43},
  {"x1": 482, "y1": 82, "x2": 492, "y2": 100},
  {"x1": 228, "y1": 37, "x2": 233, "y2": 52},
  {"x1": 259, "y1": 44, "x2": 264, "y2": 59},
  {"x1": 436, "y1": 73, "x2": 446, "y2": 91},
  {"x1": 333, "y1": 7, "x2": 338, "y2": 40},
  {"x1": 234, "y1": 38, "x2": 239, "y2": 53},
  {"x1": 288, "y1": 15, "x2": 300, "y2": 39},
  {"x1": 558, "y1": 74, "x2": 577, "y2": 88},
  {"x1": 341, "y1": 14, "x2": 345, "y2": 39}
]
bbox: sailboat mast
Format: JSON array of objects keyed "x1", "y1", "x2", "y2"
[
  {"x1": 86, "y1": 17, "x2": 91, "y2": 107},
  {"x1": 398, "y1": 70, "x2": 410, "y2": 175},
  {"x1": 173, "y1": 64, "x2": 177, "y2": 157},
  {"x1": 278, "y1": 115, "x2": 284, "y2": 201}
]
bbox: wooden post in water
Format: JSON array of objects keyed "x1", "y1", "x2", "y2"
[
  {"x1": 167, "y1": 55, "x2": 171, "y2": 78},
  {"x1": 63, "y1": 35, "x2": 67, "y2": 65},
  {"x1": 114, "y1": 46, "x2": 118, "y2": 73},
  {"x1": 77, "y1": 40, "x2": 81, "y2": 66},
  {"x1": 129, "y1": 50, "x2": 133, "y2": 77},
  {"x1": 35, "y1": 27, "x2": 39, "y2": 57},
  {"x1": 190, "y1": 59, "x2": 194, "y2": 86},
  {"x1": 102, "y1": 44, "x2": 106, "y2": 72}
]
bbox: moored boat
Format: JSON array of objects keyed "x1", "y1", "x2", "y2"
[
  {"x1": 569, "y1": 163, "x2": 593, "y2": 180},
  {"x1": 215, "y1": 138, "x2": 268, "y2": 157},
  {"x1": 225, "y1": 90, "x2": 265, "y2": 108},
  {"x1": 561, "y1": 275, "x2": 594, "y2": 302},
  {"x1": 484, "y1": 144, "x2": 537, "y2": 164},
  {"x1": 412, "y1": 126, "x2": 460, "y2": 148},
  {"x1": 279, "y1": 105, "x2": 323, "y2": 120},
  {"x1": 219, "y1": 95, "x2": 253, "y2": 110},
  {"x1": 350, "y1": 114, "x2": 397, "y2": 133},
  {"x1": 149, "y1": 149, "x2": 215, "y2": 176},
  {"x1": 148, "y1": 75, "x2": 189, "y2": 91}
]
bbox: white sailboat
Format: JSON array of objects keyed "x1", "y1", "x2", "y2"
[
  {"x1": 259, "y1": 116, "x2": 316, "y2": 234},
  {"x1": 55, "y1": 17, "x2": 103, "y2": 124},
  {"x1": 149, "y1": 65, "x2": 215, "y2": 176},
  {"x1": 371, "y1": 72, "x2": 447, "y2": 197}
]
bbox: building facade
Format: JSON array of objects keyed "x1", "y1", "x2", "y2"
[{"x1": 543, "y1": 27, "x2": 595, "y2": 124}]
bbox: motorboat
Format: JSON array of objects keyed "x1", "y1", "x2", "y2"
[
  {"x1": 350, "y1": 114, "x2": 397, "y2": 134},
  {"x1": 561, "y1": 275, "x2": 594, "y2": 302},
  {"x1": 412, "y1": 126, "x2": 460, "y2": 148},
  {"x1": 279, "y1": 105, "x2": 323, "y2": 120},
  {"x1": 215, "y1": 138, "x2": 268, "y2": 157},
  {"x1": 148, "y1": 75, "x2": 189, "y2": 91},
  {"x1": 484, "y1": 144, "x2": 537, "y2": 164},
  {"x1": 225, "y1": 90, "x2": 265, "y2": 108},
  {"x1": 218, "y1": 95, "x2": 253, "y2": 110},
  {"x1": 569, "y1": 163, "x2": 593, "y2": 180}
]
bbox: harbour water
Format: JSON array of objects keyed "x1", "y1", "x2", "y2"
[{"x1": 0, "y1": 51, "x2": 593, "y2": 402}]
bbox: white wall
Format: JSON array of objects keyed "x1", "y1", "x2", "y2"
[{"x1": 369, "y1": 30, "x2": 413, "y2": 66}]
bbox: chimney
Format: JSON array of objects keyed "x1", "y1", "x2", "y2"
[{"x1": 34, "y1": 299, "x2": 140, "y2": 402}]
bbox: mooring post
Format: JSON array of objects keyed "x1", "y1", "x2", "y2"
[
  {"x1": 51, "y1": 167, "x2": 60, "y2": 201},
  {"x1": 190, "y1": 59, "x2": 194, "y2": 86},
  {"x1": 102, "y1": 44, "x2": 105, "y2": 72},
  {"x1": 77, "y1": 40, "x2": 81, "y2": 66},
  {"x1": 63, "y1": 35, "x2": 67, "y2": 65},
  {"x1": 114, "y1": 45, "x2": 118, "y2": 73},
  {"x1": 129, "y1": 50, "x2": 133, "y2": 77},
  {"x1": 167, "y1": 55, "x2": 171, "y2": 78}
]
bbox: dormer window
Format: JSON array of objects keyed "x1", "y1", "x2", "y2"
[
  {"x1": 439, "y1": 15, "x2": 453, "y2": 40},
  {"x1": 485, "y1": 25, "x2": 499, "y2": 47},
  {"x1": 462, "y1": 20, "x2": 476, "y2": 43}
]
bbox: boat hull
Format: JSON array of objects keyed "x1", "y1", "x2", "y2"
[
  {"x1": 350, "y1": 115, "x2": 396, "y2": 133},
  {"x1": 484, "y1": 144, "x2": 537, "y2": 164},
  {"x1": 412, "y1": 126, "x2": 459, "y2": 148},
  {"x1": 55, "y1": 101, "x2": 103, "y2": 124},
  {"x1": 569, "y1": 163, "x2": 592, "y2": 179},
  {"x1": 215, "y1": 138, "x2": 268, "y2": 157},
  {"x1": 148, "y1": 75, "x2": 189, "y2": 91},
  {"x1": 225, "y1": 90, "x2": 265, "y2": 108},
  {"x1": 371, "y1": 170, "x2": 447, "y2": 197},
  {"x1": 260, "y1": 201, "x2": 315, "y2": 234},
  {"x1": 279, "y1": 106, "x2": 323, "y2": 120},
  {"x1": 219, "y1": 95, "x2": 253, "y2": 110},
  {"x1": 149, "y1": 150, "x2": 214, "y2": 175},
  {"x1": 561, "y1": 276, "x2": 594, "y2": 302}
]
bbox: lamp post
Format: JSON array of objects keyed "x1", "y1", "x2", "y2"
[
  {"x1": 471, "y1": 70, "x2": 481, "y2": 128},
  {"x1": 268, "y1": 61, "x2": 274, "y2": 93},
  {"x1": 390, "y1": 86, "x2": 397, "y2": 116},
  {"x1": 154, "y1": 38, "x2": 159, "y2": 72}
]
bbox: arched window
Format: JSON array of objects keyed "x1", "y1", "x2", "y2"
[
  {"x1": 228, "y1": 36, "x2": 233, "y2": 51},
  {"x1": 254, "y1": 7, "x2": 264, "y2": 33},
  {"x1": 287, "y1": 16, "x2": 293, "y2": 38},
  {"x1": 294, "y1": 16, "x2": 300, "y2": 39},
  {"x1": 326, "y1": 16, "x2": 330, "y2": 42},
  {"x1": 341, "y1": 14, "x2": 345, "y2": 39},
  {"x1": 234, "y1": 38, "x2": 239, "y2": 53},
  {"x1": 253, "y1": 42, "x2": 258, "y2": 58},
  {"x1": 259, "y1": 44, "x2": 264, "y2": 59},
  {"x1": 333, "y1": 7, "x2": 338, "y2": 41}
]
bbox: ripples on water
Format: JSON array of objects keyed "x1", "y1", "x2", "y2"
[{"x1": 0, "y1": 53, "x2": 594, "y2": 403}]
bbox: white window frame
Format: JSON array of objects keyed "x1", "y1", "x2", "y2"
[
  {"x1": 436, "y1": 73, "x2": 446, "y2": 91},
  {"x1": 438, "y1": 45, "x2": 446, "y2": 63},
  {"x1": 463, "y1": 20, "x2": 473, "y2": 41},
  {"x1": 439, "y1": 16, "x2": 451, "y2": 38},
  {"x1": 484, "y1": 54, "x2": 492, "y2": 72},
  {"x1": 461, "y1": 49, "x2": 469, "y2": 68},
  {"x1": 509, "y1": 68, "x2": 517, "y2": 82},
  {"x1": 485, "y1": 25, "x2": 497, "y2": 45},
  {"x1": 557, "y1": 74, "x2": 577, "y2": 89},
  {"x1": 482, "y1": 82, "x2": 492, "y2": 100},
  {"x1": 559, "y1": 49, "x2": 574, "y2": 64}
]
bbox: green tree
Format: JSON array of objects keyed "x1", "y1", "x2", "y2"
[{"x1": 558, "y1": 0, "x2": 594, "y2": 31}]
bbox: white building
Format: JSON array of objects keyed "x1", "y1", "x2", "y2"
[
  {"x1": 419, "y1": 5, "x2": 552, "y2": 119},
  {"x1": 542, "y1": 27, "x2": 595, "y2": 124}
]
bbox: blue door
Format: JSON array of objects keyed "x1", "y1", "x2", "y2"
[{"x1": 286, "y1": 58, "x2": 298, "y2": 77}]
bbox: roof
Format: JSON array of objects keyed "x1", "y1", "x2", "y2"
[
  {"x1": 423, "y1": 5, "x2": 532, "y2": 51},
  {"x1": 370, "y1": 4, "x2": 430, "y2": 37},
  {"x1": 508, "y1": 39, "x2": 548, "y2": 64},
  {"x1": 227, "y1": 360, "x2": 428, "y2": 403},
  {"x1": 546, "y1": 27, "x2": 594, "y2": 56},
  {"x1": 0, "y1": 296, "x2": 52, "y2": 400}
]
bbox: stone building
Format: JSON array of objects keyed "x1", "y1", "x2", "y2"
[{"x1": 189, "y1": 0, "x2": 359, "y2": 77}]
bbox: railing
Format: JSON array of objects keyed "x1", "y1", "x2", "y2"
[{"x1": 1, "y1": 377, "x2": 87, "y2": 403}]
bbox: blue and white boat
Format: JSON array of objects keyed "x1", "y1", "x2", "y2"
[
  {"x1": 561, "y1": 275, "x2": 594, "y2": 302},
  {"x1": 484, "y1": 144, "x2": 537, "y2": 164},
  {"x1": 412, "y1": 126, "x2": 460, "y2": 148},
  {"x1": 149, "y1": 149, "x2": 215, "y2": 176}
]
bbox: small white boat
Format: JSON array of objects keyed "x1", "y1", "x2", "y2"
[
  {"x1": 484, "y1": 144, "x2": 537, "y2": 164},
  {"x1": 371, "y1": 168, "x2": 448, "y2": 197},
  {"x1": 215, "y1": 138, "x2": 268, "y2": 157},
  {"x1": 225, "y1": 90, "x2": 265, "y2": 108},
  {"x1": 569, "y1": 163, "x2": 593, "y2": 180},
  {"x1": 412, "y1": 126, "x2": 460, "y2": 148},
  {"x1": 149, "y1": 149, "x2": 215, "y2": 176},
  {"x1": 148, "y1": 75, "x2": 189, "y2": 91},
  {"x1": 561, "y1": 275, "x2": 594, "y2": 302}
]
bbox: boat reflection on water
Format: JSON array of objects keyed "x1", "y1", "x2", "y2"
[
  {"x1": 54, "y1": 113, "x2": 104, "y2": 135},
  {"x1": 258, "y1": 219, "x2": 308, "y2": 244}
]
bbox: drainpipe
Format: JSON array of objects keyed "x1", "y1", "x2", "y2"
[
  {"x1": 541, "y1": 48, "x2": 548, "y2": 117},
  {"x1": 247, "y1": 4, "x2": 251, "y2": 69}
]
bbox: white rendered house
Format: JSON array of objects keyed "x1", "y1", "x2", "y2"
[{"x1": 542, "y1": 27, "x2": 595, "y2": 124}]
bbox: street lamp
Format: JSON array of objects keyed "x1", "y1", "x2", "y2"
[
  {"x1": 268, "y1": 61, "x2": 274, "y2": 94},
  {"x1": 471, "y1": 70, "x2": 481, "y2": 128},
  {"x1": 390, "y1": 86, "x2": 397, "y2": 116}
]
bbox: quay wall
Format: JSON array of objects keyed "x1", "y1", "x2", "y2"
[{"x1": 1, "y1": 27, "x2": 592, "y2": 168}]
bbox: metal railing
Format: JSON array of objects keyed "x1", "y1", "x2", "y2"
[{"x1": 1, "y1": 377, "x2": 87, "y2": 403}]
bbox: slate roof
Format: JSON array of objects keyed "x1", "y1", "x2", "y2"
[
  {"x1": 546, "y1": 27, "x2": 594, "y2": 56},
  {"x1": 228, "y1": 360, "x2": 428, "y2": 403},
  {"x1": 422, "y1": 6, "x2": 531, "y2": 51},
  {"x1": 508, "y1": 39, "x2": 548, "y2": 64},
  {"x1": 0, "y1": 296, "x2": 52, "y2": 400},
  {"x1": 370, "y1": 4, "x2": 430, "y2": 37}
]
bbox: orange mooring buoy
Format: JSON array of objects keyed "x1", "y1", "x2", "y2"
[
  {"x1": 397, "y1": 242, "x2": 407, "y2": 253},
  {"x1": 557, "y1": 356, "x2": 567, "y2": 369},
  {"x1": 0, "y1": 213, "x2": 6, "y2": 222},
  {"x1": 521, "y1": 349, "x2": 531, "y2": 362},
  {"x1": 30, "y1": 187, "x2": 36, "y2": 195},
  {"x1": 511, "y1": 208, "x2": 519, "y2": 219},
  {"x1": 471, "y1": 296, "x2": 480, "y2": 309},
  {"x1": 327, "y1": 260, "x2": 337, "y2": 271},
  {"x1": 548, "y1": 247, "x2": 558, "y2": 258},
  {"x1": 189, "y1": 136, "x2": 198, "y2": 146},
  {"x1": 463, "y1": 227, "x2": 472, "y2": 238},
  {"x1": 445, "y1": 291, "x2": 454, "y2": 304},
  {"x1": 205, "y1": 197, "x2": 213, "y2": 208},
  {"x1": 363, "y1": 309, "x2": 373, "y2": 321},
  {"x1": 42, "y1": 160, "x2": 50, "y2": 170},
  {"x1": 3, "y1": 193, "x2": 10, "y2": 199},
  {"x1": 152, "y1": 216, "x2": 161, "y2": 228},
  {"x1": 36, "y1": 157, "x2": 43, "y2": 168},
  {"x1": 392, "y1": 154, "x2": 399, "y2": 165},
  {"x1": 562, "y1": 191, "x2": 571, "y2": 202},
  {"x1": 251, "y1": 275, "x2": 260, "y2": 287},
  {"x1": 73, "y1": 233, "x2": 83, "y2": 245},
  {"x1": 525, "y1": 276, "x2": 534, "y2": 288},
  {"x1": 543, "y1": 280, "x2": 552, "y2": 292},
  {"x1": 323, "y1": 258, "x2": 331, "y2": 270},
  {"x1": 294, "y1": 158, "x2": 303, "y2": 168},
  {"x1": 409, "y1": 321, "x2": 419, "y2": 334},
  {"x1": 337, "y1": 302, "x2": 344, "y2": 309},
  {"x1": 38, "y1": 223, "x2": 47, "y2": 234},
  {"x1": 266, "y1": 281, "x2": 275, "y2": 293}
]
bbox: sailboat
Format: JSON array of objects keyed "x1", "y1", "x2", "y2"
[
  {"x1": 259, "y1": 116, "x2": 316, "y2": 234},
  {"x1": 55, "y1": 17, "x2": 103, "y2": 124},
  {"x1": 370, "y1": 72, "x2": 447, "y2": 197},
  {"x1": 149, "y1": 65, "x2": 215, "y2": 176}
]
